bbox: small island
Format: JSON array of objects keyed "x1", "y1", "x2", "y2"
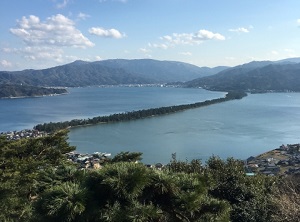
[{"x1": 0, "y1": 84, "x2": 68, "y2": 99}]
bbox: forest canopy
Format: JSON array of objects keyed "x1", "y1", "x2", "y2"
[{"x1": 0, "y1": 130, "x2": 299, "y2": 221}]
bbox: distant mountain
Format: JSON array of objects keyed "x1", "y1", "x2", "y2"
[
  {"x1": 0, "y1": 84, "x2": 67, "y2": 98},
  {"x1": 274, "y1": 57, "x2": 300, "y2": 64},
  {"x1": 94, "y1": 59, "x2": 227, "y2": 82},
  {"x1": 0, "y1": 62, "x2": 154, "y2": 87},
  {"x1": 0, "y1": 59, "x2": 227, "y2": 87},
  {"x1": 185, "y1": 62, "x2": 300, "y2": 92}
]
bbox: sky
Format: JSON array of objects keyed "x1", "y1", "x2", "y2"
[{"x1": 1, "y1": 0, "x2": 300, "y2": 71}]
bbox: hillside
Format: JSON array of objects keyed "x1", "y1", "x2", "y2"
[
  {"x1": 3, "y1": 58, "x2": 300, "y2": 91},
  {"x1": 94, "y1": 59, "x2": 227, "y2": 82},
  {"x1": 0, "y1": 84, "x2": 67, "y2": 98},
  {"x1": 0, "y1": 59, "x2": 227, "y2": 87},
  {"x1": 0, "y1": 63, "x2": 153, "y2": 87},
  {"x1": 185, "y1": 62, "x2": 300, "y2": 92}
]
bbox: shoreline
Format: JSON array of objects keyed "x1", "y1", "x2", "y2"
[
  {"x1": 34, "y1": 91, "x2": 247, "y2": 133},
  {"x1": 245, "y1": 144, "x2": 300, "y2": 176},
  {"x1": 0, "y1": 92, "x2": 69, "y2": 100}
]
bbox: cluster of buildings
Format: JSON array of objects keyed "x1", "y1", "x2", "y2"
[
  {"x1": 1, "y1": 129, "x2": 47, "y2": 140},
  {"x1": 66, "y1": 151, "x2": 166, "y2": 170},
  {"x1": 66, "y1": 151, "x2": 112, "y2": 169},
  {"x1": 245, "y1": 144, "x2": 300, "y2": 176}
]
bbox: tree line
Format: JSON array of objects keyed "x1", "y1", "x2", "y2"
[
  {"x1": 34, "y1": 91, "x2": 247, "y2": 133},
  {"x1": 0, "y1": 84, "x2": 67, "y2": 98},
  {"x1": 0, "y1": 130, "x2": 299, "y2": 221}
]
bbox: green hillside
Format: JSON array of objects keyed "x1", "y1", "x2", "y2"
[
  {"x1": 0, "y1": 84, "x2": 67, "y2": 98},
  {"x1": 186, "y1": 62, "x2": 300, "y2": 92}
]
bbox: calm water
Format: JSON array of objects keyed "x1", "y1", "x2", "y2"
[
  {"x1": 1, "y1": 87, "x2": 300, "y2": 164},
  {"x1": 69, "y1": 91, "x2": 300, "y2": 164},
  {"x1": 0, "y1": 87, "x2": 223, "y2": 132}
]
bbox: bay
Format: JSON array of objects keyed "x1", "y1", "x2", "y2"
[
  {"x1": 1, "y1": 86, "x2": 300, "y2": 165},
  {"x1": 0, "y1": 86, "x2": 223, "y2": 131},
  {"x1": 69, "y1": 91, "x2": 300, "y2": 164}
]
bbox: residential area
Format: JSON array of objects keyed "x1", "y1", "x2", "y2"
[
  {"x1": 245, "y1": 144, "x2": 300, "y2": 176},
  {"x1": 1, "y1": 129, "x2": 48, "y2": 140}
]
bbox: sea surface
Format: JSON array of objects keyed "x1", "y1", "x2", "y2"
[
  {"x1": 1, "y1": 87, "x2": 300, "y2": 164},
  {"x1": 0, "y1": 86, "x2": 222, "y2": 131}
]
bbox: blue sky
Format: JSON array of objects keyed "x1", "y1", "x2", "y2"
[{"x1": 1, "y1": 0, "x2": 300, "y2": 71}]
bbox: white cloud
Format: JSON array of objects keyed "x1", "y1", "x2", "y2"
[
  {"x1": 225, "y1": 57, "x2": 236, "y2": 61},
  {"x1": 179, "y1": 52, "x2": 192, "y2": 56},
  {"x1": 297, "y1": 19, "x2": 300, "y2": 26},
  {"x1": 149, "y1": 43, "x2": 169, "y2": 49},
  {"x1": 194, "y1": 30, "x2": 226, "y2": 40},
  {"x1": 229, "y1": 27, "x2": 249, "y2": 33},
  {"x1": 3, "y1": 46, "x2": 97, "y2": 66},
  {"x1": 284, "y1": 48, "x2": 295, "y2": 53},
  {"x1": 95, "y1": 56, "x2": 102, "y2": 60},
  {"x1": 2, "y1": 48, "x2": 13, "y2": 53},
  {"x1": 56, "y1": 0, "x2": 70, "y2": 9},
  {"x1": 139, "y1": 48, "x2": 151, "y2": 53},
  {"x1": 89, "y1": 27, "x2": 125, "y2": 39},
  {"x1": 77, "y1": 12, "x2": 90, "y2": 20},
  {"x1": 10, "y1": 14, "x2": 94, "y2": 48},
  {"x1": 150, "y1": 29, "x2": 225, "y2": 49},
  {"x1": 271, "y1": 50, "x2": 279, "y2": 55},
  {"x1": 10, "y1": 46, "x2": 65, "y2": 62},
  {"x1": 160, "y1": 35, "x2": 172, "y2": 41},
  {"x1": 0, "y1": 60, "x2": 12, "y2": 68},
  {"x1": 283, "y1": 49, "x2": 296, "y2": 58}
]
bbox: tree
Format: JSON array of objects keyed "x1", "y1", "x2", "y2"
[
  {"x1": 144, "y1": 171, "x2": 230, "y2": 221},
  {"x1": 34, "y1": 182, "x2": 87, "y2": 222},
  {"x1": 271, "y1": 175, "x2": 300, "y2": 222},
  {"x1": 82, "y1": 162, "x2": 160, "y2": 221},
  {"x1": 206, "y1": 156, "x2": 277, "y2": 222},
  {"x1": 0, "y1": 130, "x2": 75, "y2": 221},
  {"x1": 111, "y1": 151, "x2": 143, "y2": 163},
  {"x1": 166, "y1": 154, "x2": 204, "y2": 174}
]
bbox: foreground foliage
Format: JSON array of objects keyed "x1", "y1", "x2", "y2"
[
  {"x1": 271, "y1": 176, "x2": 300, "y2": 222},
  {"x1": 0, "y1": 131, "x2": 298, "y2": 221},
  {"x1": 0, "y1": 131, "x2": 74, "y2": 221}
]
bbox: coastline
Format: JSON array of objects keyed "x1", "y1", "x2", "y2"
[
  {"x1": 2, "y1": 87, "x2": 299, "y2": 176},
  {"x1": 34, "y1": 91, "x2": 247, "y2": 133},
  {"x1": 245, "y1": 144, "x2": 300, "y2": 176},
  {"x1": 0, "y1": 92, "x2": 69, "y2": 100}
]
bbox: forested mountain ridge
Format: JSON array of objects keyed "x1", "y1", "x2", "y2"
[
  {"x1": 0, "y1": 63, "x2": 154, "y2": 87},
  {"x1": 0, "y1": 84, "x2": 67, "y2": 98},
  {"x1": 0, "y1": 59, "x2": 227, "y2": 87},
  {"x1": 93, "y1": 59, "x2": 227, "y2": 82},
  {"x1": 2, "y1": 58, "x2": 300, "y2": 91},
  {"x1": 185, "y1": 62, "x2": 300, "y2": 92}
]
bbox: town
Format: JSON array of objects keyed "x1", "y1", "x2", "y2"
[
  {"x1": 65, "y1": 151, "x2": 165, "y2": 171},
  {"x1": 1, "y1": 129, "x2": 48, "y2": 140},
  {"x1": 245, "y1": 144, "x2": 300, "y2": 176}
]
